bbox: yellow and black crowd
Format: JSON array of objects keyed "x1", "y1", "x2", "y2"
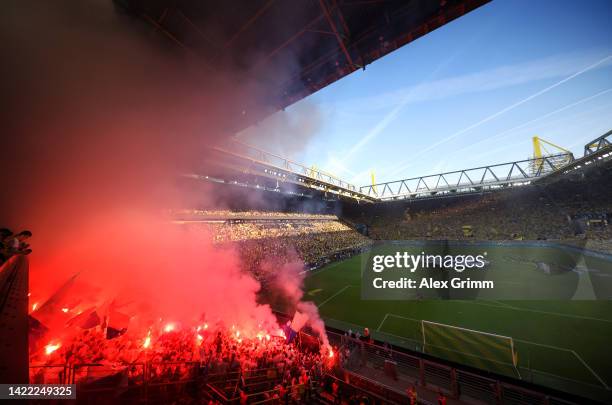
[
  {"x1": 177, "y1": 210, "x2": 372, "y2": 278},
  {"x1": 363, "y1": 181, "x2": 611, "y2": 253}
]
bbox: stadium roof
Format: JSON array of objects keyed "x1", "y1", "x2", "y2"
[{"x1": 113, "y1": 0, "x2": 490, "y2": 132}]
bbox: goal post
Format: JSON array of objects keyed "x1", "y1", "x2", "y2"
[{"x1": 421, "y1": 320, "x2": 518, "y2": 368}]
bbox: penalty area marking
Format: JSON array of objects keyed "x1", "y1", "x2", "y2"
[
  {"x1": 379, "y1": 313, "x2": 422, "y2": 330},
  {"x1": 512, "y1": 337, "x2": 610, "y2": 390},
  {"x1": 317, "y1": 285, "x2": 351, "y2": 308},
  {"x1": 336, "y1": 313, "x2": 608, "y2": 390},
  {"x1": 377, "y1": 313, "x2": 423, "y2": 338},
  {"x1": 377, "y1": 314, "x2": 389, "y2": 331},
  {"x1": 464, "y1": 300, "x2": 612, "y2": 324},
  {"x1": 380, "y1": 312, "x2": 609, "y2": 390},
  {"x1": 488, "y1": 300, "x2": 516, "y2": 309},
  {"x1": 572, "y1": 352, "x2": 609, "y2": 390}
]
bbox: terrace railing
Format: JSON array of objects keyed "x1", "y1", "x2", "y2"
[
  {"x1": 29, "y1": 325, "x2": 602, "y2": 405},
  {"x1": 327, "y1": 330, "x2": 591, "y2": 405},
  {"x1": 209, "y1": 138, "x2": 376, "y2": 201},
  {"x1": 29, "y1": 361, "x2": 311, "y2": 404}
]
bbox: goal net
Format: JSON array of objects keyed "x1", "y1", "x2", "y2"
[{"x1": 421, "y1": 320, "x2": 518, "y2": 371}]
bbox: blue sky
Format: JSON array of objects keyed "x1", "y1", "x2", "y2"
[{"x1": 238, "y1": 0, "x2": 612, "y2": 187}]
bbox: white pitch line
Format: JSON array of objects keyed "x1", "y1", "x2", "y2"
[
  {"x1": 464, "y1": 300, "x2": 612, "y2": 324},
  {"x1": 358, "y1": 309, "x2": 609, "y2": 390},
  {"x1": 512, "y1": 339, "x2": 609, "y2": 390},
  {"x1": 510, "y1": 335, "x2": 608, "y2": 388},
  {"x1": 377, "y1": 313, "x2": 390, "y2": 331},
  {"x1": 514, "y1": 364, "x2": 522, "y2": 380},
  {"x1": 570, "y1": 350, "x2": 610, "y2": 390},
  {"x1": 386, "y1": 313, "x2": 423, "y2": 323},
  {"x1": 517, "y1": 365, "x2": 609, "y2": 390},
  {"x1": 514, "y1": 337, "x2": 573, "y2": 351},
  {"x1": 377, "y1": 305, "x2": 610, "y2": 390},
  {"x1": 384, "y1": 312, "x2": 609, "y2": 389},
  {"x1": 489, "y1": 300, "x2": 515, "y2": 309},
  {"x1": 317, "y1": 285, "x2": 351, "y2": 308}
]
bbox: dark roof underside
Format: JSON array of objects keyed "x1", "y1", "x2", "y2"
[{"x1": 114, "y1": 0, "x2": 489, "y2": 130}]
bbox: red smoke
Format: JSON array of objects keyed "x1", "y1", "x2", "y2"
[
  {"x1": 31, "y1": 212, "x2": 279, "y2": 334},
  {"x1": 263, "y1": 254, "x2": 331, "y2": 351},
  {"x1": 1, "y1": 1, "x2": 319, "y2": 342}
]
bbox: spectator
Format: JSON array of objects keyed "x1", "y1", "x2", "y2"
[{"x1": 360, "y1": 328, "x2": 372, "y2": 344}]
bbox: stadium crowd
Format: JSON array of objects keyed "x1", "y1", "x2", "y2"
[
  {"x1": 175, "y1": 209, "x2": 337, "y2": 221},
  {"x1": 364, "y1": 179, "x2": 611, "y2": 251},
  {"x1": 30, "y1": 317, "x2": 443, "y2": 405},
  {"x1": 177, "y1": 210, "x2": 371, "y2": 277},
  {"x1": 30, "y1": 320, "x2": 448, "y2": 404},
  {"x1": 30, "y1": 322, "x2": 329, "y2": 403},
  {"x1": 217, "y1": 222, "x2": 369, "y2": 269}
]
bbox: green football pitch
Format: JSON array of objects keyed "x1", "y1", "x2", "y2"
[{"x1": 302, "y1": 242, "x2": 612, "y2": 402}]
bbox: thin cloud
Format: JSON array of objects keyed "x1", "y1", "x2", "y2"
[
  {"x1": 333, "y1": 49, "x2": 612, "y2": 170},
  {"x1": 386, "y1": 54, "x2": 612, "y2": 177},
  {"x1": 337, "y1": 39, "x2": 473, "y2": 165},
  {"x1": 326, "y1": 156, "x2": 356, "y2": 178},
  {"x1": 341, "y1": 49, "x2": 612, "y2": 112},
  {"x1": 339, "y1": 75, "x2": 441, "y2": 165},
  {"x1": 451, "y1": 87, "x2": 612, "y2": 156}
]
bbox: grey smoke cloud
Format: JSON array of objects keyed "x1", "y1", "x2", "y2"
[{"x1": 235, "y1": 100, "x2": 324, "y2": 159}]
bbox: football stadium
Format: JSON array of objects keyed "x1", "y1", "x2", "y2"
[{"x1": 2, "y1": 1, "x2": 612, "y2": 404}]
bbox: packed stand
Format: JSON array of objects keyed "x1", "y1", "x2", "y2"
[
  {"x1": 362, "y1": 174, "x2": 611, "y2": 250},
  {"x1": 30, "y1": 321, "x2": 331, "y2": 403},
  {"x1": 173, "y1": 209, "x2": 337, "y2": 221},
  {"x1": 212, "y1": 220, "x2": 367, "y2": 257},
  {"x1": 176, "y1": 210, "x2": 371, "y2": 279}
]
